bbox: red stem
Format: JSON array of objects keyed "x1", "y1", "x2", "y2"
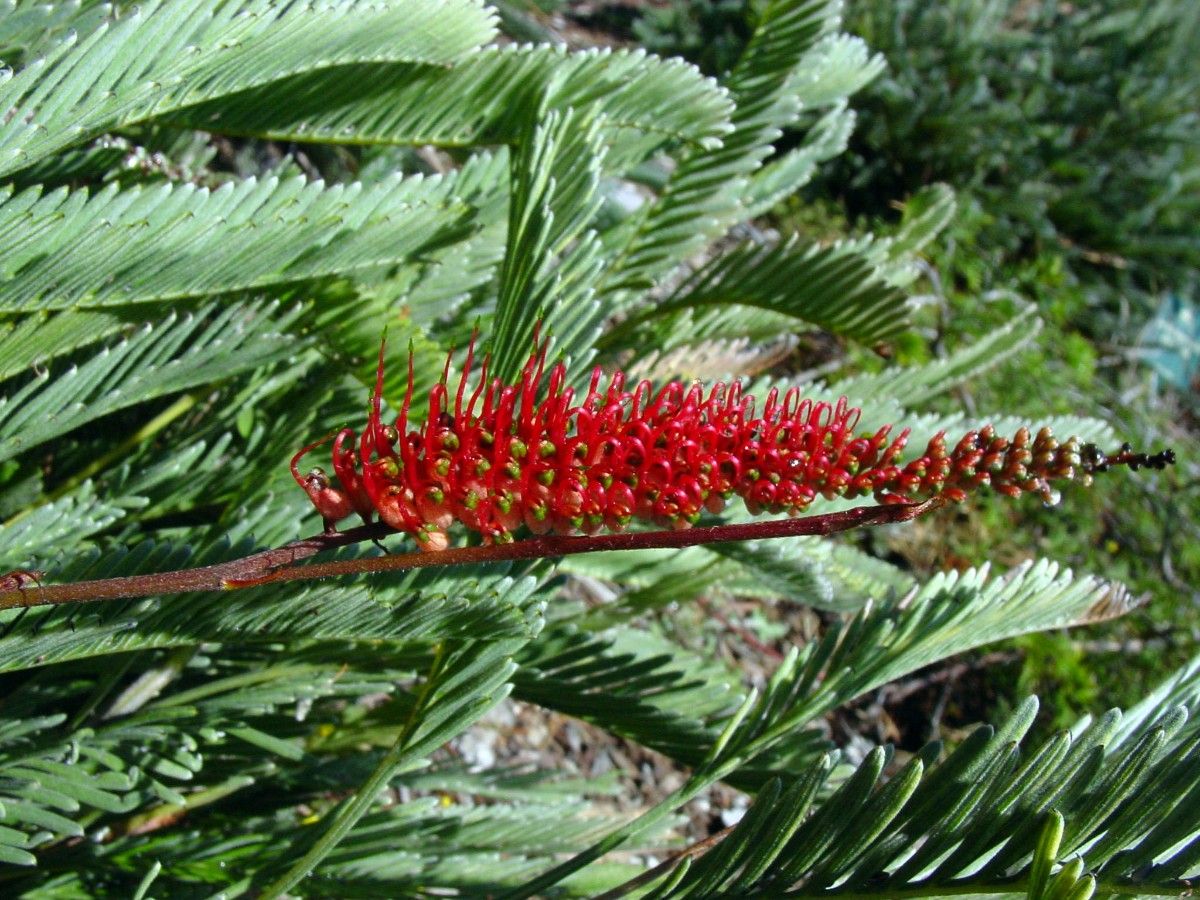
[{"x1": 0, "y1": 499, "x2": 944, "y2": 611}]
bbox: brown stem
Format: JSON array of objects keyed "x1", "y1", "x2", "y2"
[
  {"x1": 590, "y1": 824, "x2": 736, "y2": 900},
  {"x1": 698, "y1": 597, "x2": 786, "y2": 661},
  {"x1": 0, "y1": 523, "x2": 393, "y2": 610},
  {"x1": 0, "y1": 499, "x2": 945, "y2": 611}
]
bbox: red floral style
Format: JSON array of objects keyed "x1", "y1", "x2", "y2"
[{"x1": 292, "y1": 335, "x2": 1174, "y2": 549}]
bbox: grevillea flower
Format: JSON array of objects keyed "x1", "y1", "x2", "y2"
[{"x1": 292, "y1": 335, "x2": 1175, "y2": 550}]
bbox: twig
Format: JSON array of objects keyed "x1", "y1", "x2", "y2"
[
  {"x1": 698, "y1": 597, "x2": 786, "y2": 661},
  {"x1": 0, "y1": 499, "x2": 946, "y2": 610},
  {"x1": 0, "y1": 523, "x2": 391, "y2": 610},
  {"x1": 591, "y1": 824, "x2": 736, "y2": 900}
]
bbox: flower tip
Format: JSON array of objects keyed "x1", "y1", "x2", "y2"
[{"x1": 1081, "y1": 443, "x2": 1177, "y2": 474}]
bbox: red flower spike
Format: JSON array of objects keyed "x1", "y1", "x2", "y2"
[{"x1": 295, "y1": 333, "x2": 1175, "y2": 550}]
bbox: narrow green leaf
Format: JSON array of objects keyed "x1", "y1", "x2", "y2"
[
  {"x1": 672, "y1": 779, "x2": 784, "y2": 898},
  {"x1": 735, "y1": 757, "x2": 833, "y2": 888},
  {"x1": 1029, "y1": 811, "x2": 1066, "y2": 900},
  {"x1": 131, "y1": 861, "x2": 163, "y2": 900},
  {"x1": 771, "y1": 747, "x2": 886, "y2": 881},
  {"x1": 227, "y1": 726, "x2": 305, "y2": 762},
  {"x1": 0, "y1": 841, "x2": 36, "y2": 866},
  {"x1": 1044, "y1": 857, "x2": 1087, "y2": 900}
]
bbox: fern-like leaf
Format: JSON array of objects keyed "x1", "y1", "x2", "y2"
[
  {"x1": 599, "y1": 0, "x2": 840, "y2": 298},
  {"x1": 636, "y1": 661, "x2": 1200, "y2": 898},
  {"x1": 161, "y1": 45, "x2": 733, "y2": 157},
  {"x1": 489, "y1": 104, "x2": 608, "y2": 378},
  {"x1": 0, "y1": 174, "x2": 476, "y2": 312},
  {"x1": 0, "y1": 0, "x2": 496, "y2": 177},
  {"x1": 0, "y1": 300, "x2": 300, "y2": 463},
  {"x1": 621, "y1": 235, "x2": 909, "y2": 346}
]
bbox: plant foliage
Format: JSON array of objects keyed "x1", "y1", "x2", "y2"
[{"x1": 0, "y1": 0, "x2": 1186, "y2": 897}]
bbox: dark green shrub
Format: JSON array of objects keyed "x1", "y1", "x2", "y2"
[{"x1": 825, "y1": 0, "x2": 1200, "y2": 295}]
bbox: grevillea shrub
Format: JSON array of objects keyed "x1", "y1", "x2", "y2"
[{"x1": 0, "y1": 2, "x2": 1192, "y2": 899}]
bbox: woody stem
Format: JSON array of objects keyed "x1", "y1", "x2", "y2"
[{"x1": 0, "y1": 499, "x2": 945, "y2": 611}]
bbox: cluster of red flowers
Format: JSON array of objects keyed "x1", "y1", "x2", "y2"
[{"x1": 292, "y1": 336, "x2": 1173, "y2": 550}]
